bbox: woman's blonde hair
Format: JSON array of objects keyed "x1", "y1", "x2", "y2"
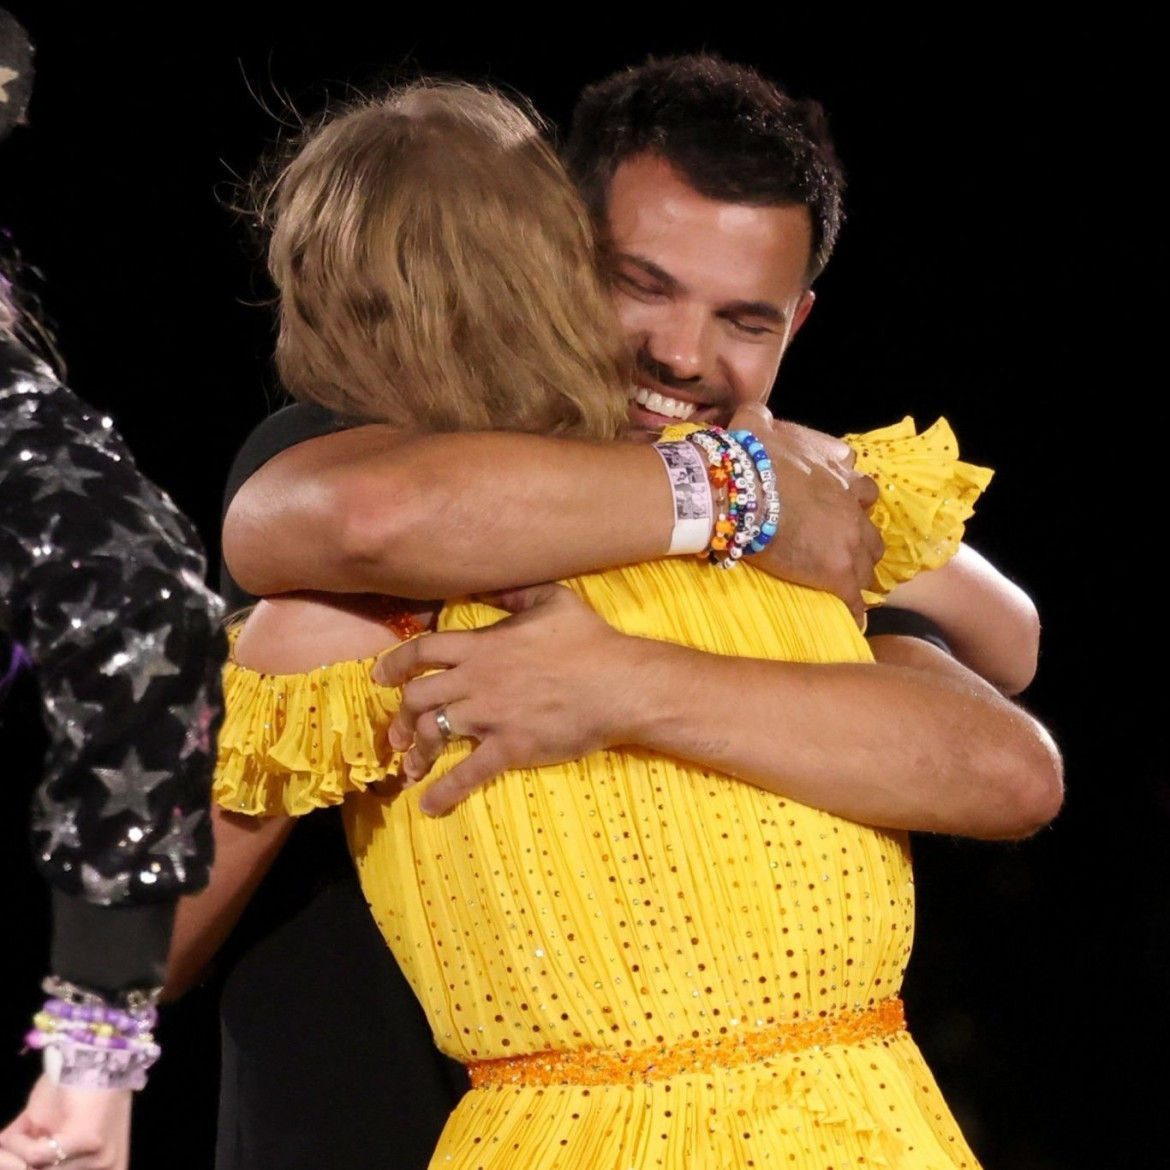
[{"x1": 261, "y1": 81, "x2": 630, "y2": 440}]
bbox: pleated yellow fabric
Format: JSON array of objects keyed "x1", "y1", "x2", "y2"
[{"x1": 215, "y1": 421, "x2": 989, "y2": 1168}]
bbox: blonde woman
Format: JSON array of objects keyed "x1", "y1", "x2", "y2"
[{"x1": 175, "y1": 79, "x2": 1060, "y2": 1168}]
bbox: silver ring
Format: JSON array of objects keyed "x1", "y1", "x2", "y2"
[
  {"x1": 434, "y1": 706, "x2": 455, "y2": 744},
  {"x1": 46, "y1": 1135, "x2": 67, "y2": 1166}
]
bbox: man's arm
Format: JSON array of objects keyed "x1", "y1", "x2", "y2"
[
  {"x1": 222, "y1": 405, "x2": 884, "y2": 621},
  {"x1": 224, "y1": 426, "x2": 675, "y2": 596},
  {"x1": 377, "y1": 584, "x2": 1063, "y2": 840}
]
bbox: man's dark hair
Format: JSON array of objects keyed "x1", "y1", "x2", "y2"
[{"x1": 565, "y1": 53, "x2": 845, "y2": 283}]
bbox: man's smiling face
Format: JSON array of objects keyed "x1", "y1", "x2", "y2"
[{"x1": 603, "y1": 152, "x2": 816, "y2": 437}]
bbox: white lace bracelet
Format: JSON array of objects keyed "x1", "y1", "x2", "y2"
[{"x1": 41, "y1": 1037, "x2": 160, "y2": 1092}]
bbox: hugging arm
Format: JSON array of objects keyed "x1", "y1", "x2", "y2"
[
  {"x1": 378, "y1": 584, "x2": 1062, "y2": 840},
  {"x1": 222, "y1": 405, "x2": 884, "y2": 622}
]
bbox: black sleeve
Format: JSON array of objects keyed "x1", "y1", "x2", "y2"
[
  {"x1": 0, "y1": 338, "x2": 227, "y2": 993},
  {"x1": 217, "y1": 402, "x2": 349, "y2": 611},
  {"x1": 864, "y1": 605, "x2": 953, "y2": 657}
]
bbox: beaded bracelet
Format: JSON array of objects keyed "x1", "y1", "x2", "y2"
[
  {"x1": 686, "y1": 428, "x2": 746, "y2": 565},
  {"x1": 27, "y1": 976, "x2": 162, "y2": 1091},
  {"x1": 728, "y1": 429, "x2": 782, "y2": 555},
  {"x1": 684, "y1": 428, "x2": 761, "y2": 568}
]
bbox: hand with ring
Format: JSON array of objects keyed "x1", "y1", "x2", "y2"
[
  {"x1": 0, "y1": 1131, "x2": 67, "y2": 1169},
  {"x1": 0, "y1": 1076, "x2": 132, "y2": 1169},
  {"x1": 375, "y1": 582, "x2": 633, "y2": 815}
]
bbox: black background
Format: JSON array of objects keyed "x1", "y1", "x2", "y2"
[{"x1": 1, "y1": 8, "x2": 1160, "y2": 1168}]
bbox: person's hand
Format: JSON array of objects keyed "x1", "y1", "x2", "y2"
[
  {"x1": 374, "y1": 584, "x2": 634, "y2": 814},
  {"x1": 727, "y1": 403, "x2": 883, "y2": 625},
  {"x1": 0, "y1": 1076, "x2": 131, "y2": 1170}
]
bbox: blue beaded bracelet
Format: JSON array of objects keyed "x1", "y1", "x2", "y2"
[{"x1": 728, "y1": 430, "x2": 781, "y2": 555}]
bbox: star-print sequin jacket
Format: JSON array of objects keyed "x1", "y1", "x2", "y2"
[{"x1": 1, "y1": 333, "x2": 226, "y2": 991}]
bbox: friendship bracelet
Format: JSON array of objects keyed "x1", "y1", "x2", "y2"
[
  {"x1": 685, "y1": 428, "x2": 762, "y2": 567},
  {"x1": 29, "y1": 975, "x2": 163, "y2": 1090},
  {"x1": 728, "y1": 430, "x2": 781, "y2": 554},
  {"x1": 35, "y1": 999, "x2": 157, "y2": 1037},
  {"x1": 652, "y1": 439, "x2": 715, "y2": 555}
]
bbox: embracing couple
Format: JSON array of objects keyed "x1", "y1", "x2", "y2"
[{"x1": 170, "y1": 53, "x2": 1062, "y2": 1170}]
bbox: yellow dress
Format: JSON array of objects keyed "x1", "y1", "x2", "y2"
[{"x1": 217, "y1": 419, "x2": 991, "y2": 1169}]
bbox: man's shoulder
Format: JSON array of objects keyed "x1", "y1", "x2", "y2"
[
  {"x1": 223, "y1": 402, "x2": 350, "y2": 510},
  {"x1": 219, "y1": 402, "x2": 349, "y2": 608}
]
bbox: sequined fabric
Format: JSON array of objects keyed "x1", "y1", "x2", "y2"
[{"x1": 0, "y1": 335, "x2": 225, "y2": 905}]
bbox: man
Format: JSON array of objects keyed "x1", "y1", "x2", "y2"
[{"x1": 207, "y1": 54, "x2": 1060, "y2": 1168}]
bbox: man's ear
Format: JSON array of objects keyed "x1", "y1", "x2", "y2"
[{"x1": 789, "y1": 289, "x2": 816, "y2": 340}]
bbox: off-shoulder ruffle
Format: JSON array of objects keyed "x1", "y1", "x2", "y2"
[
  {"x1": 213, "y1": 644, "x2": 401, "y2": 817},
  {"x1": 842, "y1": 416, "x2": 992, "y2": 604},
  {"x1": 661, "y1": 416, "x2": 991, "y2": 606}
]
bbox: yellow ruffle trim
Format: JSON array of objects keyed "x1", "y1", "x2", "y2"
[
  {"x1": 213, "y1": 633, "x2": 401, "y2": 817},
  {"x1": 843, "y1": 417, "x2": 992, "y2": 604},
  {"x1": 661, "y1": 416, "x2": 992, "y2": 606}
]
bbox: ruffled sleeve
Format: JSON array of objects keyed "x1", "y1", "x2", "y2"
[
  {"x1": 659, "y1": 416, "x2": 992, "y2": 606},
  {"x1": 842, "y1": 417, "x2": 992, "y2": 604},
  {"x1": 213, "y1": 636, "x2": 401, "y2": 817}
]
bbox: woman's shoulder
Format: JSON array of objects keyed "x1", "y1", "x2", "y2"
[
  {"x1": 231, "y1": 594, "x2": 410, "y2": 674},
  {"x1": 216, "y1": 597, "x2": 411, "y2": 818}
]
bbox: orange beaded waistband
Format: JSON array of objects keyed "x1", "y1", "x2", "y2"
[{"x1": 467, "y1": 998, "x2": 906, "y2": 1089}]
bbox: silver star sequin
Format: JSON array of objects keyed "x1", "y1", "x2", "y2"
[
  {"x1": 43, "y1": 679, "x2": 104, "y2": 750},
  {"x1": 149, "y1": 807, "x2": 205, "y2": 884},
  {"x1": 98, "y1": 624, "x2": 181, "y2": 701},
  {"x1": 32, "y1": 797, "x2": 82, "y2": 855},
  {"x1": 24, "y1": 451, "x2": 107, "y2": 501},
  {"x1": 80, "y1": 864, "x2": 132, "y2": 905},
  {"x1": 93, "y1": 748, "x2": 170, "y2": 819},
  {"x1": 57, "y1": 582, "x2": 120, "y2": 635},
  {"x1": 92, "y1": 518, "x2": 178, "y2": 566},
  {"x1": 169, "y1": 696, "x2": 217, "y2": 760}
]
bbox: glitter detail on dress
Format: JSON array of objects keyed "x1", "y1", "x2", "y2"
[{"x1": 467, "y1": 997, "x2": 906, "y2": 1087}]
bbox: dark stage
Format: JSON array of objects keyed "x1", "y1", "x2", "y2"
[{"x1": 1, "y1": 9, "x2": 1158, "y2": 1168}]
